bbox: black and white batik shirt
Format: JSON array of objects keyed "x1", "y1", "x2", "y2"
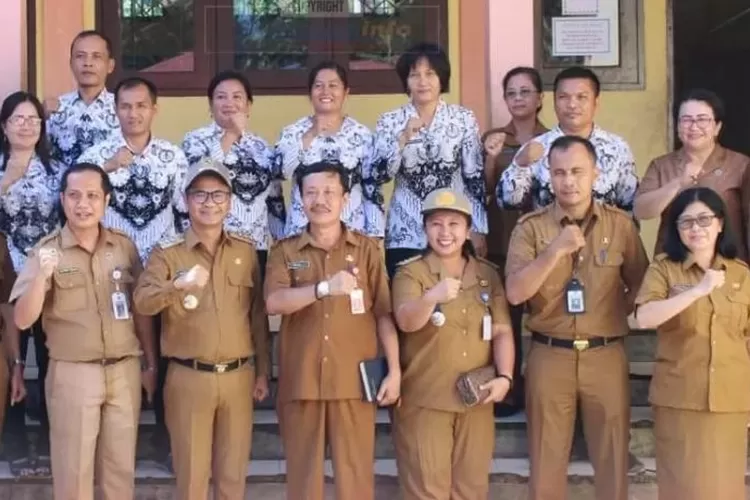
[
  {"x1": 365, "y1": 99, "x2": 487, "y2": 249},
  {"x1": 78, "y1": 133, "x2": 188, "y2": 262},
  {"x1": 47, "y1": 89, "x2": 120, "y2": 169},
  {"x1": 275, "y1": 115, "x2": 378, "y2": 237},
  {"x1": 182, "y1": 122, "x2": 285, "y2": 250}
]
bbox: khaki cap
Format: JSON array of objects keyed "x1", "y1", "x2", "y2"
[
  {"x1": 422, "y1": 188, "x2": 472, "y2": 219},
  {"x1": 184, "y1": 158, "x2": 232, "y2": 193}
]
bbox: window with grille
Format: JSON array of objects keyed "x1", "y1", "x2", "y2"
[{"x1": 98, "y1": 0, "x2": 448, "y2": 95}]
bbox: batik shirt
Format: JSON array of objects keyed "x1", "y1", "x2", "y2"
[
  {"x1": 365, "y1": 100, "x2": 487, "y2": 249},
  {"x1": 47, "y1": 89, "x2": 120, "y2": 168},
  {"x1": 496, "y1": 124, "x2": 639, "y2": 212},
  {"x1": 275, "y1": 116, "x2": 376, "y2": 237},
  {"x1": 0, "y1": 155, "x2": 64, "y2": 271},
  {"x1": 78, "y1": 133, "x2": 188, "y2": 262},
  {"x1": 181, "y1": 122, "x2": 284, "y2": 250}
]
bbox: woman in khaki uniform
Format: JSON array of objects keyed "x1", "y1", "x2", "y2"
[
  {"x1": 391, "y1": 188, "x2": 514, "y2": 500},
  {"x1": 635, "y1": 186, "x2": 750, "y2": 500},
  {"x1": 634, "y1": 89, "x2": 750, "y2": 261}
]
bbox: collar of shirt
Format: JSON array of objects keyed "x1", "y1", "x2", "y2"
[
  {"x1": 550, "y1": 123, "x2": 606, "y2": 141},
  {"x1": 111, "y1": 131, "x2": 156, "y2": 157},
  {"x1": 422, "y1": 251, "x2": 480, "y2": 288},
  {"x1": 295, "y1": 224, "x2": 360, "y2": 251},
  {"x1": 59, "y1": 224, "x2": 117, "y2": 252},
  {"x1": 184, "y1": 227, "x2": 234, "y2": 251},
  {"x1": 62, "y1": 88, "x2": 114, "y2": 109},
  {"x1": 552, "y1": 201, "x2": 601, "y2": 228},
  {"x1": 404, "y1": 98, "x2": 447, "y2": 125},
  {"x1": 681, "y1": 252, "x2": 729, "y2": 272},
  {"x1": 675, "y1": 144, "x2": 728, "y2": 176}
]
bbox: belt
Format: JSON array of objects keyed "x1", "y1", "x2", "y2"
[
  {"x1": 82, "y1": 355, "x2": 132, "y2": 366},
  {"x1": 531, "y1": 332, "x2": 624, "y2": 351},
  {"x1": 169, "y1": 356, "x2": 253, "y2": 373}
]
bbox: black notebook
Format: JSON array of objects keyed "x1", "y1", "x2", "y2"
[{"x1": 359, "y1": 357, "x2": 388, "y2": 403}]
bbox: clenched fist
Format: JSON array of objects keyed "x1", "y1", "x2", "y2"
[{"x1": 516, "y1": 141, "x2": 545, "y2": 167}]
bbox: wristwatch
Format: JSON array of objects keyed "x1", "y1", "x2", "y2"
[
  {"x1": 498, "y1": 374, "x2": 514, "y2": 389},
  {"x1": 315, "y1": 281, "x2": 330, "y2": 300}
]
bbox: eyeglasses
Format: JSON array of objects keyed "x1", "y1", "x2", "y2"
[
  {"x1": 188, "y1": 190, "x2": 230, "y2": 204},
  {"x1": 505, "y1": 89, "x2": 537, "y2": 100},
  {"x1": 676, "y1": 214, "x2": 716, "y2": 230},
  {"x1": 7, "y1": 115, "x2": 42, "y2": 127},
  {"x1": 678, "y1": 116, "x2": 714, "y2": 129}
]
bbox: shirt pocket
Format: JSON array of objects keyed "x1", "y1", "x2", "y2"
[
  {"x1": 52, "y1": 272, "x2": 88, "y2": 312},
  {"x1": 725, "y1": 292, "x2": 750, "y2": 336},
  {"x1": 228, "y1": 272, "x2": 253, "y2": 310},
  {"x1": 535, "y1": 237, "x2": 569, "y2": 300}
]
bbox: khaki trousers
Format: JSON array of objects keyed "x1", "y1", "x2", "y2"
[
  {"x1": 278, "y1": 399, "x2": 376, "y2": 500},
  {"x1": 165, "y1": 362, "x2": 254, "y2": 500},
  {"x1": 46, "y1": 357, "x2": 141, "y2": 500},
  {"x1": 393, "y1": 403, "x2": 495, "y2": 500},
  {"x1": 526, "y1": 342, "x2": 630, "y2": 500},
  {"x1": 654, "y1": 406, "x2": 748, "y2": 500}
]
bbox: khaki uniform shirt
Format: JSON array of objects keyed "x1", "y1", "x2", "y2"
[
  {"x1": 0, "y1": 234, "x2": 16, "y2": 335},
  {"x1": 483, "y1": 121, "x2": 548, "y2": 262},
  {"x1": 133, "y1": 229, "x2": 270, "y2": 376},
  {"x1": 505, "y1": 202, "x2": 649, "y2": 338},
  {"x1": 265, "y1": 228, "x2": 390, "y2": 402},
  {"x1": 635, "y1": 254, "x2": 750, "y2": 412},
  {"x1": 9, "y1": 225, "x2": 142, "y2": 362},
  {"x1": 637, "y1": 146, "x2": 750, "y2": 261},
  {"x1": 392, "y1": 253, "x2": 511, "y2": 412}
]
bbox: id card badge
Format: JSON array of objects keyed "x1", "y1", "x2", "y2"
[
  {"x1": 482, "y1": 313, "x2": 492, "y2": 341},
  {"x1": 112, "y1": 291, "x2": 130, "y2": 320},
  {"x1": 565, "y1": 278, "x2": 586, "y2": 315},
  {"x1": 350, "y1": 288, "x2": 366, "y2": 315}
]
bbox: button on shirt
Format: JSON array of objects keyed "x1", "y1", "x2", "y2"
[
  {"x1": 264, "y1": 228, "x2": 391, "y2": 402},
  {"x1": 391, "y1": 253, "x2": 511, "y2": 412},
  {"x1": 275, "y1": 116, "x2": 377, "y2": 237},
  {"x1": 505, "y1": 202, "x2": 649, "y2": 338},
  {"x1": 365, "y1": 100, "x2": 487, "y2": 248},
  {"x1": 78, "y1": 133, "x2": 189, "y2": 262},
  {"x1": 635, "y1": 254, "x2": 750, "y2": 412},
  {"x1": 0, "y1": 155, "x2": 64, "y2": 271},
  {"x1": 497, "y1": 125, "x2": 639, "y2": 212},
  {"x1": 9, "y1": 225, "x2": 143, "y2": 362},
  {"x1": 47, "y1": 90, "x2": 120, "y2": 168},
  {"x1": 636, "y1": 146, "x2": 750, "y2": 261},
  {"x1": 182, "y1": 122, "x2": 285, "y2": 249},
  {"x1": 133, "y1": 229, "x2": 270, "y2": 376}
]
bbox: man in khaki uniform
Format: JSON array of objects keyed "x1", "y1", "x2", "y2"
[
  {"x1": 134, "y1": 158, "x2": 270, "y2": 500},
  {"x1": 505, "y1": 136, "x2": 648, "y2": 500},
  {"x1": 9, "y1": 163, "x2": 156, "y2": 500},
  {"x1": 265, "y1": 161, "x2": 400, "y2": 500}
]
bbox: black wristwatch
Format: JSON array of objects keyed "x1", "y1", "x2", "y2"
[{"x1": 498, "y1": 373, "x2": 513, "y2": 389}]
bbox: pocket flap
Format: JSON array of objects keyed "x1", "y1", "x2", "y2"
[
  {"x1": 228, "y1": 273, "x2": 253, "y2": 288},
  {"x1": 595, "y1": 250, "x2": 624, "y2": 267},
  {"x1": 54, "y1": 271, "x2": 87, "y2": 289},
  {"x1": 727, "y1": 292, "x2": 750, "y2": 305}
]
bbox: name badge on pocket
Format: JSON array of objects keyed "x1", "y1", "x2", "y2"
[
  {"x1": 111, "y1": 269, "x2": 130, "y2": 320},
  {"x1": 350, "y1": 288, "x2": 365, "y2": 315},
  {"x1": 565, "y1": 278, "x2": 585, "y2": 315}
]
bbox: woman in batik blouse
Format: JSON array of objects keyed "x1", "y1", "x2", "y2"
[
  {"x1": 181, "y1": 70, "x2": 285, "y2": 268},
  {"x1": 0, "y1": 91, "x2": 65, "y2": 461},
  {"x1": 275, "y1": 61, "x2": 377, "y2": 238},
  {"x1": 365, "y1": 42, "x2": 488, "y2": 278}
]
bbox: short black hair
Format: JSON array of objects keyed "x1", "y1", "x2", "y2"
[
  {"x1": 307, "y1": 61, "x2": 349, "y2": 93},
  {"x1": 114, "y1": 77, "x2": 158, "y2": 105},
  {"x1": 207, "y1": 70, "x2": 254, "y2": 103},
  {"x1": 662, "y1": 187, "x2": 737, "y2": 262},
  {"x1": 548, "y1": 135, "x2": 598, "y2": 164},
  {"x1": 61, "y1": 163, "x2": 113, "y2": 196},
  {"x1": 295, "y1": 161, "x2": 351, "y2": 194},
  {"x1": 395, "y1": 42, "x2": 450, "y2": 95},
  {"x1": 70, "y1": 30, "x2": 113, "y2": 58},
  {"x1": 503, "y1": 66, "x2": 543, "y2": 114},
  {"x1": 677, "y1": 88, "x2": 725, "y2": 124},
  {"x1": 553, "y1": 66, "x2": 601, "y2": 97}
]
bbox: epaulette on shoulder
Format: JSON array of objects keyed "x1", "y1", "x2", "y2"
[
  {"x1": 653, "y1": 252, "x2": 668, "y2": 262},
  {"x1": 397, "y1": 255, "x2": 423, "y2": 268},
  {"x1": 158, "y1": 234, "x2": 185, "y2": 250},
  {"x1": 227, "y1": 230, "x2": 256, "y2": 245},
  {"x1": 106, "y1": 227, "x2": 130, "y2": 239},
  {"x1": 35, "y1": 229, "x2": 61, "y2": 248},
  {"x1": 600, "y1": 203, "x2": 631, "y2": 219},
  {"x1": 476, "y1": 256, "x2": 501, "y2": 272},
  {"x1": 516, "y1": 206, "x2": 550, "y2": 225}
]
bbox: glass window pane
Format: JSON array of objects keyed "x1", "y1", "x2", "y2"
[
  {"x1": 234, "y1": 0, "x2": 314, "y2": 70},
  {"x1": 119, "y1": 0, "x2": 195, "y2": 72},
  {"x1": 341, "y1": 0, "x2": 441, "y2": 71}
]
